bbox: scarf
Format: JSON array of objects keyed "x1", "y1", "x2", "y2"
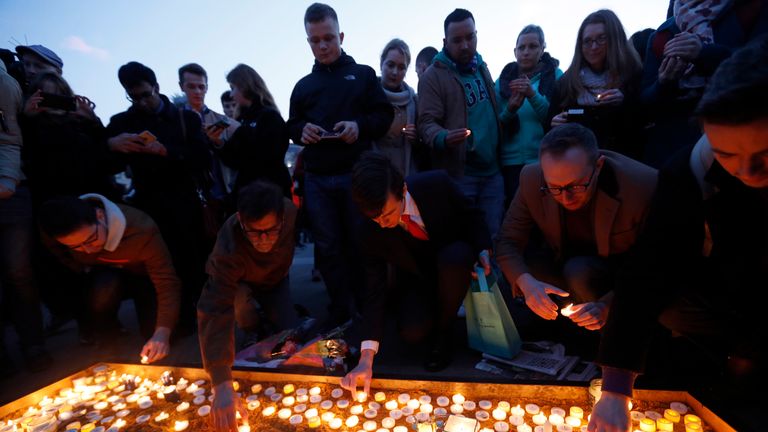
[
  {"x1": 674, "y1": 0, "x2": 728, "y2": 89},
  {"x1": 577, "y1": 67, "x2": 610, "y2": 106},
  {"x1": 382, "y1": 83, "x2": 417, "y2": 124},
  {"x1": 79, "y1": 193, "x2": 127, "y2": 252}
]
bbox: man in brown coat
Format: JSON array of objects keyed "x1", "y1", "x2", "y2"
[
  {"x1": 39, "y1": 194, "x2": 181, "y2": 363},
  {"x1": 496, "y1": 123, "x2": 657, "y2": 331}
]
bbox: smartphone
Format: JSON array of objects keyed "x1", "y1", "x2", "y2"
[
  {"x1": 210, "y1": 118, "x2": 229, "y2": 130},
  {"x1": 319, "y1": 131, "x2": 341, "y2": 140},
  {"x1": 566, "y1": 108, "x2": 585, "y2": 122},
  {"x1": 137, "y1": 130, "x2": 157, "y2": 145},
  {"x1": 39, "y1": 92, "x2": 76, "y2": 111}
]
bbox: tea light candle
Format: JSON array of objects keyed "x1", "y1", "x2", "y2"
[
  {"x1": 296, "y1": 394, "x2": 308, "y2": 403},
  {"x1": 549, "y1": 414, "x2": 564, "y2": 426},
  {"x1": 351, "y1": 404, "x2": 364, "y2": 415},
  {"x1": 94, "y1": 401, "x2": 108, "y2": 410},
  {"x1": 452, "y1": 394, "x2": 466, "y2": 405},
  {"x1": 293, "y1": 403, "x2": 306, "y2": 413},
  {"x1": 416, "y1": 412, "x2": 430, "y2": 422},
  {"x1": 492, "y1": 408, "x2": 507, "y2": 421},
  {"x1": 556, "y1": 425, "x2": 572, "y2": 432},
  {"x1": 381, "y1": 417, "x2": 395, "y2": 428},
  {"x1": 369, "y1": 401, "x2": 382, "y2": 410},
  {"x1": 385, "y1": 400, "x2": 399, "y2": 410},
  {"x1": 264, "y1": 387, "x2": 276, "y2": 396},
  {"x1": 565, "y1": 416, "x2": 581, "y2": 427},
  {"x1": 237, "y1": 425, "x2": 250, "y2": 432},
  {"x1": 173, "y1": 420, "x2": 189, "y2": 431},
  {"x1": 518, "y1": 425, "x2": 533, "y2": 432},
  {"x1": 353, "y1": 391, "x2": 367, "y2": 403},
  {"x1": 247, "y1": 401, "x2": 260, "y2": 411},
  {"x1": 251, "y1": 384, "x2": 262, "y2": 394},
  {"x1": 305, "y1": 408, "x2": 319, "y2": 418},
  {"x1": 321, "y1": 400, "x2": 334, "y2": 410},
  {"x1": 463, "y1": 401, "x2": 477, "y2": 411},
  {"x1": 337, "y1": 399, "x2": 349, "y2": 409},
  {"x1": 408, "y1": 399, "x2": 421, "y2": 410},
  {"x1": 444, "y1": 415, "x2": 479, "y2": 432},
  {"x1": 155, "y1": 412, "x2": 169, "y2": 422},
  {"x1": 363, "y1": 420, "x2": 378, "y2": 431},
  {"x1": 495, "y1": 421, "x2": 510, "y2": 432},
  {"x1": 394, "y1": 427, "x2": 408, "y2": 432},
  {"x1": 112, "y1": 418, "x2": 126, "y2": 428},
  {"x1": 136, "y1": 414, "x2": 150, "y2": 423},
  {"x1": 261, "y1": 406, "x2": 276, "y2": 417},
  {"x1": 656, "y1": 418, "x2": 673, "y2": 431},
  {"x1": 685, "y1": 423, "x2": 703, "y2": 432},
  {"x1": 639, "y1": 418, "x2": 656, "y2": 432},
  {"x1": 421, "y1": 403, "x2": 434, "y2": 414},
  {"x1": 176, "y1": 402, "x2": 190, "y2": 412},
  {"x1": 435, "y1": 407, "x2": 448, "y2": 416},
  {"x1": 526, "y1": 404, "x2": 540, "y2": 415},
  {"x1": 346, "y1": 415, "x2": 360, "y2": 427},
  {"x1": 532, "y1": 413, "x2": 547, "y2": 425},
  {"x1": 670, "y1": 402, "x2": 688, "y2": 415},
  {"x1": 185, "y1": 383, "x2": 198, "y2": 394},
  {"x1": 402, "y1": 406, "x2": 414, "y2": 415},
  {"x1": 331, "y1": 388, "x2": 344, "y2": 399},
  {"x1": 511, "y1": 405, "x2": 525, "y2": 417},
  {"x1": 398, "y1": 393, "x2": 411, "y2": 404},
  {"x1": 365, "y1": 409, "x2": 378, "y2": 418},
  {"x1": 115, "y1": 409, "x2": 130, "y2": 418},
  {"x1": 437, "y1": 396, "x2": 450, "y2": 407},
  {"x1": 479, "y1": 400, "x2": 493, "y2": 410},
  {"x1": 307, "y1": 416, "x2": 321, "y2": 428},
  {"x1": 663, "y1": 409, "x2": 680, "y2": 423},
  {"x1": 309, "y1": 386, "x2": 321, "y2": 396},
  {"x1": 390, "y1": 409, "x2": 403, "y2": 419},
  {"x1": 327, "y1": 417, "x2": 342, "y2": 429},
  {"x1": 289, "y1": 414, "x2": 303, "y2": 425},
  {"x1": 198, "y1": 405, "x2": 211, "y2": 416},
  {"x1": 510, "y1": 415, "x2": 524, "y2": 426},
  {"x1": 321, "y1": 412, "x2": 336, "y2": 422},
  {"x1": 569, "y1": 407, "x2": 583, "y2": 420},
  {"x1": 450, "y1": 404, "x2": 464, "y2": 414},
  {"x1": 282, "y1": 396, "x2": 295, "y2": 407},
  {"x1": 283, "y1": 384, "x2": 295, "y2": 394},
  {"x1": 269, "y1": 393, "x2": 282, "y2": 402},
  {"x1": 630, "y1": 411, "x2": 645, "y2": 423},
  {"x1": 310, "y1": 395, "x2": 322, "y2": 404},
  {"x1": 476, "y1": 410, "x2": 490, "y2": 421},
  {"x1": 278, "y1": 408, "x2": 292, "y2": 419},
  {"x1": 551, "y1": 408, "x2": 566, "y2": 418},
  {"x1": 193, "y1": 395, "x2": 205, "y2": 405},
  {"x1": 683, "y1": 414, "x2": 701, "y2": 425},
  {"x1": 644, "y1": 411, "x2": 661, "y2": 421}
]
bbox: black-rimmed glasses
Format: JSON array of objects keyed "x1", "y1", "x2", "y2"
[{"x1": 540, "y1": 167, "x2": 597, "y2": 196}]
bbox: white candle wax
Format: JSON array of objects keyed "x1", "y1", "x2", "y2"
[
  {"x1": 569, "y1": 407, "x2": 583, "y2": 420},
  {"x1": 381, "y1": 417, "x2": 395, "y2": 428},
  {"x1": 408, "y1": 399, "x2": 421, "y2": 410},
  {"x1": 450, "y1": 404, "x2": 464, "y2": 414},
  {"x1": 452, "y1": 394, "x2": 466, "y2": 405},
  {"x1": 437, "y1": 396, "x2": 450, "y2": 407},
  {"x1": 517, "y1": 424, "x2": 533, "y2": 432},
  {"x1": 385, "y1": 400, "x2": 398, "y2": 410},
  {"x1": 197, "y1": 405, "x2": 211, "y2": 416},
  {"x1": 136, "y1": 414, "x2": 150, "y2": 423},
  {"x1": 532, "y1": 413, "x2": 547, "y2": 425},
  {"x1": 390, "y1": 409, "x2": 403, "y2": 419},
  {"x1": 261, "y1": 406, "x2": 276, "y2": 417},
  {"x1": 350, "y1": 404, "x2": 364, "y2": 415},
  {"x1": 329, "y1": 417, "x2": 343, "y2": 429},
  {"x1": 320, "y1": 400, "x2": 334, "y2": 410},
  {"x1": 173, "y1": 420, "x2": 189, "y2": 431},
  {"x1": 398, "y1": 393, "x2": 411, "y2": 404},
  {"x1": 526, "y1": 404, "x2": 540, "y2": 415},
  {"x1": 293, "y1": 403, "x2": 306, "y2": 413},
  {"x1": 493, "y1": 408, "x2": 507, "y2": 420},
  {"x1": 549, "y1": 414, "x2": 564, "y2": 426},
  {"x1": 551, "y1": 408, "x2": 566, "y2": 418},
  {"x1": 282, "y1": 396, "x2": 295, "y2": 407},
  {"x1": 670, "y1": 402, "x2": 688, "y2": 415},
  {"x1": 264, "y1": 387, "x2": 276, "y2": 396},
  {"x1": 421, "y1": 403, "x2": 434, "y2": 414},
  {"x1": 364, "y1": 408, "x2": 378, "y2": 418},
  {"x1": 176, "y1": 402, "x2": 190, "y2": 412},
  {"x1": 346, "y1": 415, "x2": 360, "y2": 427},
  {"x1": 511, "y1": 405, "x2": 526, "y2": 417},
  {"x1": 309, "y1": 386, "x2": 321, "y2": 396},
  {"x1": 331, "y1": 388, "x2": 344, "y2": 399},
  {"x1": 394, "y1": 427, "x2": 408, "y2": 432},
  {"x1": 290, "y1": 414, "x2": 303, "y2": 425},
  {"x1": 357, "y1": 391, "x2": 368, "y2": 403},
  {"x1": 304, "y1": 408, "x2": 318, "y2": 418},
  {"x1": 321, "y1": 412, "x2": 335, "y2": 422},
  {"x1": 479, "y1": 400, "x2": 493, "y2": 410},
  {"x1": 309, "y1": 395, "x2": 322, "y2": 404},
  {"x1": 336, "y1": 399, "x2": 349, "y2": 409},
  {"x1": 278, "y1": 408, "x2": 292, "y2": 419},
  {"x1": 565, "y1": 416, "x2": 581, "y2": 427},
  {"x1": 250, "y1": 384, "x2": 262, "y2": 394},
  {"x1": 363, "y1": 420, "x2": 378, "y2": 431},
  {"x1": 495, "y1": 421, "x2": 510, "y2": 432},
  {"x1": 510, "y1": 415, "x2": 524, "y2": 426},
  {"x1": 476, "y1": 410, "x2": 490, "y2": 421}
]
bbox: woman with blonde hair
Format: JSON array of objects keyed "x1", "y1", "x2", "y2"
[
  {"x1": 219, "y1": 64, "x2": 291, "y2": 198},
  {"x1": 547, "y1": 9, "x2": 644, "y2": 158}
]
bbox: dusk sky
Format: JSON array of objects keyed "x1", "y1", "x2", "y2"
[{"x1": 3, "y1": 0, "x2": 669, "y2": 121}]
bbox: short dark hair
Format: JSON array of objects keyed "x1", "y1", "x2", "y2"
[
  {"x1": 178, "y1": 63, "x2": 207, "y2": 85},
  {"x1": 304, "y1": 3, "x2": 338, "y2": 25},
  {"x1": 39, "y1": 197, "x2": 98, "y2": 238},
  {"x1": 237, "y1": 181, "x2": 285, "y2": 222},
  {"x1": 352, "y1": 151, "x2": 405, "y2": 218},
  {"x1": 221, "y1": 90, "x2": 233, "y2": 102},
  {"x1": 539, "y1": 123, "x2": 599, "y2": 164},
  {"x1": 416, "y1": 46, "x2": 438, "y2": 66},
  {"x1": 696, "y1": 35, "x2": 768, "y2": 125},
  {"x1": 444, "y1": 8, "x2": 474, "y2": 35},
  {"x1": 118, "y1": 61, "x2": 157, "y2": 89}
]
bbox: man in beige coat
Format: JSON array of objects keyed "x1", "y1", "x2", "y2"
[{"x1": 496, "y1": 123, "x2": 657, "y2": 331}]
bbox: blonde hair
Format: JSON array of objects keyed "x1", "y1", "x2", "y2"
[{"x1": 226, "y1": 64, "x2": 278, "y2": 112}]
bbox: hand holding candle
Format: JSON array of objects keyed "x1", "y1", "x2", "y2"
[
  {"x1": 444, "y1": 128, "x2": 471, "y2": 147},
  {"x1": 401, "y1": 124, "x2": 418, "y2": 141},
  {"x1": 211, "y1": 381, "x2": 248, "y2": 432},
  {"x1": 340, "y1": 349, "x2": 375, "y2": 397},
  {"x1": 563, "y1": 302, "x2": 609, "y2": 330},
  {"x1": 140, "y1": 327, "x2": 171, "y2": 364}
]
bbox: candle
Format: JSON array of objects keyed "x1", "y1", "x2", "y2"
[
  {"x1": 560, "y1": 304, "x2": 575, "y2": 317},
  {"x1": 264, "y1": 386, "x2": 276, "y2": 396},
  {"x1": 346, "y1": 415, "x2": 360, "y2": 427},
  {"x1": 685, "y1": 423, "x2": 703, "y2": 432},
  {"x1": 283, "y1": 384, "x2": 295, "y2": 394},
  {"x1": 304, "y1": 408, "x2": 319, "y2": 419},
  {"x1": 444, "y1": 414, "x2": 479, "y2": 432},
  {"x1": 510, "y1": 415, "x2": 524, "y2": 426},
  {"x1": 492, "y1": 409, "x2": 507, "y2": 420},
  {"x1": 247, "y1": 401, "x2": 260, "y2": 411},
  {"x1": 656, "y1": 418, "x2": 673, "y2": 431},
  {"x1": 416, "y1": 412, "x2": 430, "y2": 422},
  {"x1": 385, "y1": 400, "x2": 399, "y2": 410},
  {"x1": 364, "y1": 408, "x2": 378, "y2": 418},
  {"x1": 251, "y1": 384, "x2": 262, "y2": 394},
  {"x1": 511, "y1": 405, "x2": 526, "y2": 417},
  {"x1": 452, "y1": 394, "x2": 466, "y2": 405},
  {"x1": 321, "y1": 412, "x2": 336, "y2": 422},
  {"x1": 336, "y1": 399, "x2": 349, "y2": 409},
  {"x1": 644, "y1": 411, "x2": 661, "y2": 421},
  {"x1": 136, "y1": 414, "x2": 150, "y2": 423},
  {"x1": 309, "y1": 386, "x2": 321, "y2": 396},
  {"x1": 419, "y1": 395, "x2": 432, "y2": 404},
  {"x1": 173, "y1": 420, "x2": 189, "y2": 431},
  {"x1": 278, "y1": 408, "x2": 292, "y2": 419},
  {"x1": 549, "y1": 414, "x2": 564, "y2": 426},
  {"x1": 418, "y1": 424, "x2": 435, "y2": 432},
  {"x1": 309, "y1": 395, "x2": 322, "y2": 404},
  {"x1": 532, "y1": 413, "x2": 547, "y2": 425},
  {"x1": 463, "y1": 401, "x2": 477, "y2": 411},
  {"x1": 518, "y1": 425, "x2": 533, "y2": 432},
  {"x1": 94, "y1": 401, "x2": 108, "y2": 410},
  {"x1": 476, "y1": 410, "x2": 490, "y2": 421},
  {"x1": 329, "y1": 417, "x2": 343, "y2": 429},
  {"x1": 116, "y1": 409, "x2": 130, "y2": 418},
  {"x1": 630, "y1": 411, "x2": 645, "y2": 423},
  {"x1": 450, "y1": 404, "x2": 464, "y2": 414},
  {"x1": 192, "y1": 396, "x2": 205, "y2": 406},
  {"x1": 390, "y1": 409, "x2": 403, "y2": 419},
  {"x1": 296, "y1": 394, "x2": 308, "y2": 403},
  {"x1": 176, "y1": 402, "x2": 190, "y2": 412},
  {"x1": 321, "y1": 400, "x2": 334, "y2": 410},
  {"x1": 351, "y1": 404, "x2": 364, "y2": 415},
  {"x1": 526, "y1": 404, "x2": 540, "y2": 415},
  {"x1": 269, "y1": 393, "x2": 282, "y2": 402},
  {"x1": 363, "y1": 420, "x2": 378, "y2": 431},
  {"x1": 638, "y1": 418, "x2": 656, "y2": 432},
  {"x1": 408, "y1": 399, "x2": 421, "y2": 410},
  {"x1": 369, "y1": 401, "x2": 382, "y2": 410},
  {"x1": 495, "y1": 421, "x2": 510, "y2": 432},
  {"x1": 565, "y1": 416, "x2": 581, "y2": 427},
  {"x1": 289, "y1": 414, "x2": 303, "y2": 425},
  {"x1": 261, "y1": 406, "x2": 276, "y2": 417},
  {"x1": 683, "y1": 414, "x2": 701, "y2": 425},
  {"x1": 663, "y1": 409, "x2": 680, "y2": 423},
  {"x1": 435, "y1": 407, "x2": 448, "y2": 416},
  {"x1": 198, "y1": 405, "x2": 211, "y2": 416},
  {"x1": 479, "y1": 400, "x2": 493, "y2": 410},
  {"x1": 670, "y1": 402, "x2": 688, "y2": 415},
  {"x1": 282, "y1": 396, "x2": 295, "y2": 407},
  {"x1": 372, "y1": 392, "x2": 386, "y2": 402},
  {"x1": 398, "y1": 393, "x2": 411, "y2": 404},
  {"x1": 237, "y1": 425, "x2": 250, "y2": 432},
  {"x1": 331, "y1": 388, "x2": 344, "y2": 398},
  {"x1": 394, "y1": 427, "x2": 409, "y2": 432},
  {"x1": 556, "y1": 425, "x2": 572, "y2": 432},
  {"x1": 356, "y1": 391, "x2": 368, "y2": 402},
  {"x1": 421, "y1": 403, "x2": 434, "y2": 414},
  {"x1": 307, "y1": 416, "x2": 321, "y2": 428},
  {"x1": 437, "y1": 396, "x2": 450, "y2": 407},
  {"x1": 154, "y1": 412, "x2": 169, "y2": 422},
  {"x1": 293, "y1": 403, "x2": 306, "y2": 413},
  {"x1": 381, "y1": 417, "x2": 395, "y2": 428}
]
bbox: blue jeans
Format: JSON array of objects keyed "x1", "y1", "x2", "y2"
[
  {"x1": 0, "y1": 186, "x2": 44, "y2": 351},
  {"x1": 455, "y1": 173, "x2": 505, "y2": 240},
  {"x1": 304, "y1": 172, "x2": 363, "y2": 324}
]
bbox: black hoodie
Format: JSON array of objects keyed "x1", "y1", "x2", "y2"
[{"x1": 287, "y1": 52, "x2": 393, "y2": 175}]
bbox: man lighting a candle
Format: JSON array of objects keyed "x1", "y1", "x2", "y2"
[
  {"x1": 341, "y1": 151, "x2": 492, "y2": 396},
  {"x1": 38, "y1": 194, "x2": 181, "y2": 364},
  {"x1": 496, "y1": 123, "x2": 657, "y2": 332},
  {"x1": 589, "y1": 38, "x2": 768, "y2": 432},
  {"x1": 197, "y1": 181, "x2": 301, "y2": 432}
]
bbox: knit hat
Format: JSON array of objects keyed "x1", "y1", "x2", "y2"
[{"x1": 16, "y1": 45, "x2": 63, "y2": 69}]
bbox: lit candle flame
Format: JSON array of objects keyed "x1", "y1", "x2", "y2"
[{"x1": 560, "y1": 303, "x2": 575, "y2": 317}]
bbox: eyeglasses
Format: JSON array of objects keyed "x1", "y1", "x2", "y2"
[
  {"x1": 540, "y1": 167, "x2": 597, "y2": 196},
  {"x1": 582, "y1": 34, "x2": 608, "y2": 48},
  {"x1": 125, "y1": 88, "x2": 155, "y2": 104},
  {"x1": 240, "y1": 217, "x2": 283, "y2": 240},
  {"x1": 65, "y1": 223, "x2": 101, "y2": 251}
]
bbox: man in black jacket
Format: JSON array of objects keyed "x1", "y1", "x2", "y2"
[
  {"x1": 106, "y1": 61, "x2": 211, "y2": 333},
  {"x1": 287, "y1": 3, "x2": 393, "y2": 331},
  {"x1": 341, "y1": 152, "x2": 491, "y2": 395}
]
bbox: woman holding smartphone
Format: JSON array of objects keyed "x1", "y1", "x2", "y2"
[
  {"x1": 546, "y1": 10, "x2": 644, "y2": 159},
  {"x1": 219, "y1": 64, "x2": 292, "y2": 199}
]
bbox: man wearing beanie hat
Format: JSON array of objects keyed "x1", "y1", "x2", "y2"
[{"x1": 15, "y1": 44, "x2": 63, "y2": 87}]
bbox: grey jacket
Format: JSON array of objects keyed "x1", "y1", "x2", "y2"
[{"x1": 0, "y1": 61, "x2": 24, "y2": 196}]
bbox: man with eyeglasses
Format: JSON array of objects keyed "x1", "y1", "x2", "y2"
[
  {"x1": 418, "y1": 8, "x2": 505, "y2": 238},
  {"x1": 38, "y1": 194, "x2": 181, "y2": 364},
  {"x1": 106, "y1": 61, "x2": 212, "y2": 336},
  {"x1": 198, "y1": 181, "x2": 300, "y2": 432},
  {"x1": 496, "y1": 123, "x2": 656, "y2": 332}
]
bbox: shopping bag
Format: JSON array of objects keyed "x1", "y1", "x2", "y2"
[{"x1": 465, "y1": 267, "x2": 522, "y2": 359}]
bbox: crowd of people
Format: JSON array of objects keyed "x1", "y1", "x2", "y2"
[{"x1": 1, "y1": 1, "x2": 767, "y2": 431}]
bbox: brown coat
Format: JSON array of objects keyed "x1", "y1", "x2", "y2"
[
  {"x1": 197, "y1": 199, "x2": 297, "y2": 386},
  {"x1": 496, "y1": 150, "x2": 658, "y2": 288},
  {"x1": 417, "y1": 58, "x2": 501, "y2": 177},
  {"x1": 43, "y1": 204, "x2": 181, "y2": 329}
]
